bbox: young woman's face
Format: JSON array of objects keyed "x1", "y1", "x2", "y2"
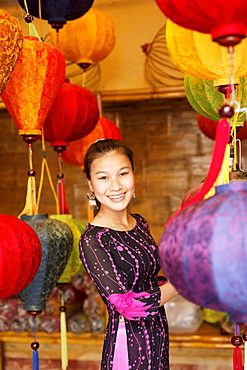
[{"x1": 88, "y1": 150, "x2": 135, "y2": 213}]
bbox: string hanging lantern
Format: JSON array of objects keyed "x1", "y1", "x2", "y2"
[
  {"x1": 0, "y1": 214, "x2": 42, "y2": 300},
  {"x1": 155, "y1": 0, "x2": 247, "y2": 47},
  {"x1": 166, "y1": 19, "x2": 247, "y2": 86},
  {"x1": 18, "y1": 0, "x2": 95, "y2": 30},
  {"x1": 49, "y1": 8, "x2": 116, "y2": 70},
  {"x1": 0, "y1": 9, "x2": 23, "y2": 95}
]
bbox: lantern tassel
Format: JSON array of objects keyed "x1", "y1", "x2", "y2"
[
  {"x1": 58, "y1": 179, "x2": 71, "y2": 215},
  {"x1": 32, "y1": 350, "x2": 39, "y2": 370},
  {"x1": 19, "y1": 175, "x2": 37, "y2": 217},
  {"x1": 60, "y1": 291, "x2": 68, "y2": 370},
  {"x1": 32, "y1": 316, "x2": 39, "y2": 370},
  {"x1": 233, "y1": 347, "x2": 243, "y2": 370},
  {"x1": 165, "y1": 117, "x2": 230, "y2": 226}
]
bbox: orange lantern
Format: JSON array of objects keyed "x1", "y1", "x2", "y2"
[
  {"x1": 62, "y1": 117, "x2": 121, "y2": 168},
  {"x1": 49, "y1": 8, "x2": 115, "y2": 69},
  {"x1": 0, "y1": 9, "x2": 23, "y2": 95},
  {"x1": 1, "y1": 36, "x2": 66, "y2": 137}
]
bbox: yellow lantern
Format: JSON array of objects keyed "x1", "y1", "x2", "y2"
[
  {"x1": 49, "y1": 8, "x2": 115, "y2": 69},
  {"x1": 166, "y1": 19, "x2": 247, "y2": 86}
]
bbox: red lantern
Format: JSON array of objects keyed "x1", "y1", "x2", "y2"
[
  {"x1": 155, "y1": 0, "x2": 247, "y2": 46},
  {"x1": 61, "y1": 116, "x2": 121, "y2": 168},
  {"x1": 0, "y1": 214, "x2": 42, "y2": 300},
  {"x1": 1, "y1": 36, "x2": 66, "y2": 137},
  {"x1": 198, "y1": 114, "x2": 247, "y2": 141},
  {"x1": 43, "y1": 79, "x2": 99, "y2": 149}
]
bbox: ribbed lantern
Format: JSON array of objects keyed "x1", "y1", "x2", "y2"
[
  {"x1": 18, "y1": 0, "x2": 95, "y2": 29},
  {"x1": 166, "y1": 19, "x2": 247, "y2": 85},
  {"x1": 49, "y1": 8, "x2": 115, "y2": 69},
  {"x1": 155, "y1": 0, "x2": 247, "y2": 46},
  {"x1": 197, "y1": 114, "x2": 247, "y2": 141},
  {"x1": 184, "y1": 75, "x2": 247, "y2": 126},
  {"x1": 43, "y1": 79, "x2": 99, "y2": 150},
  {"x1": 1, "y1": 36, "x2": 66, "y2": 137},
  {"x1": 0, "y1": 214, "x2": 42, "y2": 300},
  {"x1": 159, "y1": 181, "x2": 247, "y2": 323},
  {"x1": 19, "y1": 214, "x2": 73, "y2": 312},
  {"x1": 61, "y1": 116, "x2": 121, "y2": 168},
  {"x1": 0, "y1": 9, "x2": 23, "y2": 95}
]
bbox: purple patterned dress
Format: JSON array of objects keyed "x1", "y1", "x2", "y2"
[{"x1": 79, "y1": 214, "x2": 169, "y2": 370}]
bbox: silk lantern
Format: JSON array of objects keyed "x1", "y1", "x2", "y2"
[
  {"x1": 49, "y1": 8, "x2": 116, "y2": 69},
  {"x1": 184, "y1": 75, "x2": 247, "y2": 125},
  {"x1": 50, "y1": 214, "x2": 86, "y2": 283},
  {"x1": 43, "y1": 79, "x2": 99, "y2": 149},
  {"x1": 1, "y1": 36, "x2": 66, "y2": 137},
  {"x1": 61, "y1": 116, "x2": 122, "y2": 168},
  {"x1": 159, "y1": 181, "x2": 247, "y2": 323},
  {"x1": 155, "y1": 0, "x2": 247, "y2": 46},
  {"x1": 166, "y1": 19, "x2": 247, "y2": 86},
  {"x1": 197, "y1": 114, "x2": 247, "y2": 141},
  {"x1": 0, "y1": 214, "x2": 41, "y2": 300},
  {"x1": 0, "y1": 9, "x2": 23, "y2": 95},
  {"x1": 18, "y1": 0, "x2": 94, "y2": 29},
  {"x1": 19, "y1": 213, "x2": 73, "y2": 312}
]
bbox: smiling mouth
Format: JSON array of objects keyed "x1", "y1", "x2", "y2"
[{"x1": 108, "y1": 193, "x2": 125, "y2": 200}]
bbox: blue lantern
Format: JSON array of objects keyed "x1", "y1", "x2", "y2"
[{"x1": 18, "y1": 0, "x2": 95, "y2": 29}]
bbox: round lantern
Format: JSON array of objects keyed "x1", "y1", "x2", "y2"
[
  {"x1": 0, "y1": 214, "x2": 41, "y2": 300},
  {"x1": 159, "y1": 181, "x2": 247, "y2": 323},
  {"x1": 19, "y1": 214, "x2": 73, "y2": 312},
  {"x1": 49, "y1": 8, "x2": 116, "y2": 69},
  {"x1": 49, "y1": 214, "x2": 86, "y2": 283},
  {"x1": 166, "y1": 19, "x2": 247, "y2": 85},
  {"x1": 1, "y1": 36, "x2": 66, "y2": 137},
  {"x1": 155, "y1": 0, "x2": 247, "y2": 46},
  {"x1": 43, "y1": 79, "x2": 99, "y2": 149},
  {"x1": 0, "y1": 9, "x2": 23, "y2": 95},
  {"x1": 61, "y1": 116, "x2": 121, "y2": 168},
  {"x1": 197, "y1": 114, "x2": 247, "y2": 141},
  {"x1": 18, "y1": 0, "x2": 94, "y2": 29},
  {"x1": 184, "y1": 75, "x2": 247, "y2": 125}
]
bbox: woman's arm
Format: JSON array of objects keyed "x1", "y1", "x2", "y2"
[{"x1": 159, "y1": 282, "x2": 179, "y2": 306}]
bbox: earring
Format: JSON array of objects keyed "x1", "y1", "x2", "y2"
[
  {"x1": 133, "y1": 193, "x2": 136, "y2": 203},
  {"x1": 87, "y1": 193, "x2": 98, "y2": 209}
]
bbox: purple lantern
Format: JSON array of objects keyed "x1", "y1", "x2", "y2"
[{"x1": 159, "y1": 181, "x2": 247, "y2": 323}]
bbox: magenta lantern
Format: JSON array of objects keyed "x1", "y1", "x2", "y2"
[
  {"x1": 155, "y1": 0, "x2": 247, "y2": 46},
  {"x1": 0, "y1": 214, "x2": 42, "y2": 299}
]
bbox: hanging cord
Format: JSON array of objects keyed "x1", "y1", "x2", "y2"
[
  {"x1": 18, "y1": 143, "x2": 38, "y2": 217},
  {"x1": 60, "y1": 289, "x2": 68, "y2": 370},
  {"x1": 36, "y1": 128, "x2": 59, "y2": 214},
  {"x1": 38, "y1": 0, "x2": 43, "y2": 40},
  {"x1": 31, "y1": 316, "x2": 40, "y2": 370}
]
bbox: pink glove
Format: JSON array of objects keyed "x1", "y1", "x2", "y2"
[{"x1": 108, "y1": 291, "x2": 153, "y2": 320}]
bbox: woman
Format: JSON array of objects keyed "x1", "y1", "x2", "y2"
[{"x1": 79, "y1": 139, "x2": 178, "y2": 370}]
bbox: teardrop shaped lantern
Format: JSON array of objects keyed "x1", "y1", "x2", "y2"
[
  {"x1": 0, "y1": 9, "x2": 23, "y2": 95},
  {"x1": 61, "y1": 116, "x2": 121, "y2": 168},
  {"x1": 159, "y1": 181, "x2": 247, "y2": 323},
  {"x1": 1, "y1": 36, "x2": 66, "y2": 137},
  {"x1": 197, "y1": 114, "x2": 247, "y2": 141},
  {"x1": 155, "y1": 0, "x2": 247, "y2": 46},
  {"x1": 43, "y1": 79, "x2": 99, "y2": 150},
  {"x1": 49, "y1": 8, "x2": 115, "y2": 69},
  {"x1": 49, "y1": 214, "x2": 86, "y2": 283},
  {"x1": 166, "y1": 19, "x2": 247, "y2": 85},
  {"x1": 18, "y1": 0, "x2": 95, "y2": 29},
  {"x1": 0, "y1": 214, "x2": 42, "y2": 300},
  {"x1": 19, "y1": 213, "x2": 73, "y2": 312},
  {"x1": 184, "y1": 75, "x2": 247, "y2": 125}
]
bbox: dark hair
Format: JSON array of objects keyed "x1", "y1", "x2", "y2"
[{"x1": 84, "y1": 139, "x2": 134, "y2": 179}]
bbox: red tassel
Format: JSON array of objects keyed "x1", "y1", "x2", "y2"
[
  {"x1": 233, "y1": 347, "x2": 242, "y2": 370},
  {"x1": 165, "y1": 117, "x2": 230, "y2": 226},
  {"x1": 58, "y1": 179, "x2": 71, "y2": 215}
]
